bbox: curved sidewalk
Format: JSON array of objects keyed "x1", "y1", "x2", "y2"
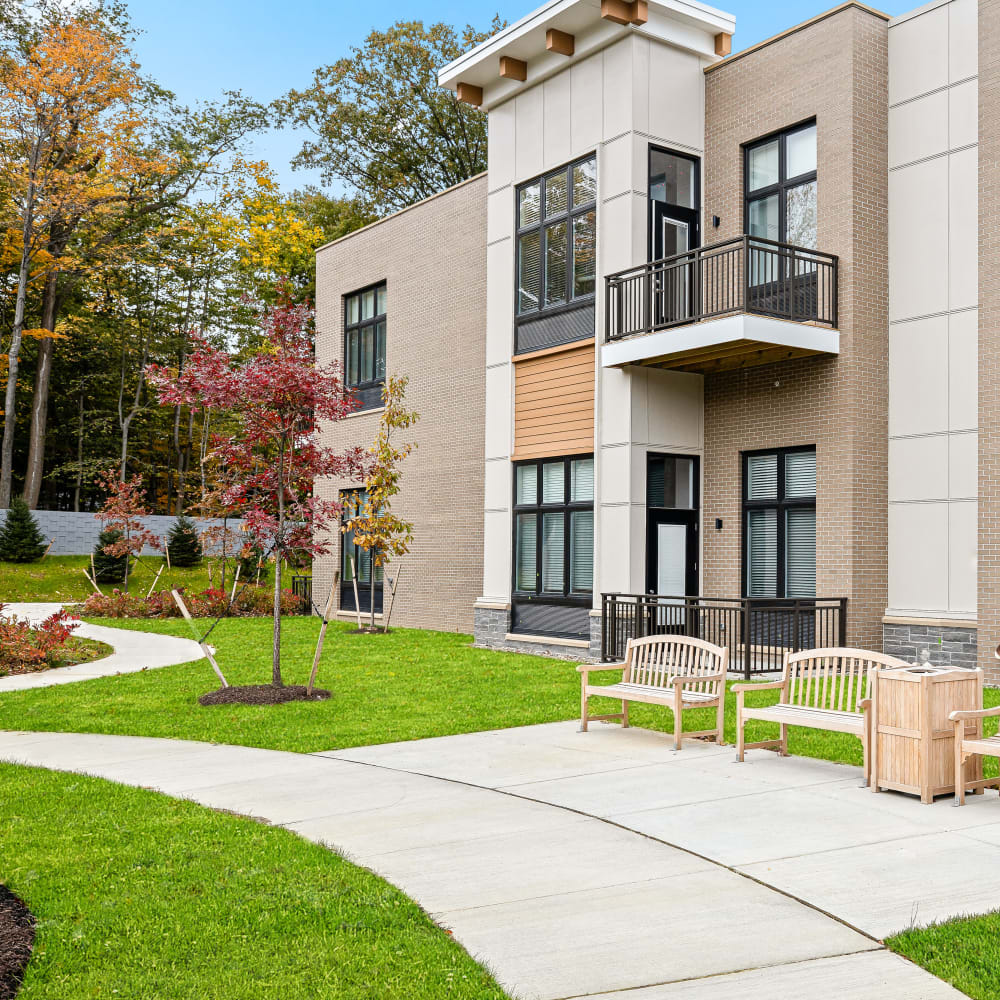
[
  {"x1": 0, "y1": 725, "x2": 965, "y2": 1000},
  {"x1": 0, "y1": 603, "x2": 204, "y2": 691}
]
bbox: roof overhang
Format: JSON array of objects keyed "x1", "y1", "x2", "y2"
[{"x1": 439, "y1": 0, "x2": 736, "y2": 111}]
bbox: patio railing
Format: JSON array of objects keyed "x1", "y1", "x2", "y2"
[{"x1": 600, "y1": 593, "x2": 847, "y2": 679}]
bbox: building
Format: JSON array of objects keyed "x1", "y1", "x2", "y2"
[{"x1": 316, "y1": 0, "x2": 998, "y2": 679}]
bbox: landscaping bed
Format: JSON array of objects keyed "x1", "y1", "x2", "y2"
[
  {"x1": 0, "y1": 636, "x2": 112, "y2": 677},
  {"x1": 0, "y1": 885, "x2": 33, "y2": 1000},
  {"x1": 0, "y1": 608, "x2": 112, "y2": 678},
  {"x1": 0, "y1": 764, "x2": 509, "y2": 999}
]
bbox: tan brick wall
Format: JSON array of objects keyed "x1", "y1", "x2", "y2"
[
  {"x1": 979, "y1": 0, "x2": 1000, "y2": 678},
  {"x1": 702, "y1": 4, "x2": 889, "y2": 647},
  {"x1": 313, "y1": 174, "x2": 487, "y2": 634}
]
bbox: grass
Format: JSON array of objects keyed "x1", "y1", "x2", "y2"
[
  {"x1": 889, "y1": 914, "x2": 1000, "y2": 999},
  {"x1": 4, "y1": 615, "x2": 995, "y2": 766},
  {"x1": 0, "y1": 763, "x2": 509, "y2": 999},
  {"x1": 0, "y1": 555, "x2": 308, "y2": 603}
]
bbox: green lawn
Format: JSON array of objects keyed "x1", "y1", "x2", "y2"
[
  {"x1": 5, "y1": 616, "x2": 995, "y2": 766},
  {"x1": 0, "y1": 554, "x2": 306, "y2": 603},
  {"x1": 1, "y1": 763, "x2": 509, "y2": 999},
  {"x1": 889, "y1": 914, "x2": 1000, "y2": 1000}
]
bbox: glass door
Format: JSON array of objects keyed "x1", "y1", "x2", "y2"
[{"x1": 649, "y1": 147, "x2": 699, "y2": 329}]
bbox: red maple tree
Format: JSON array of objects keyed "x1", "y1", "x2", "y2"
[
  {"x1": 147, "y1": 289, "x2": 364, "y2": 687},
  {"x1": 95, "y1": 470, "x2": 163, "y2": 593}
]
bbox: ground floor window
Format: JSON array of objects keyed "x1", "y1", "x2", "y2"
[
  {"x1": 742, "y1": 447, "x2": 816, "y2": 598},
  {"x1": 340, "y1": 489, "x2": 383, "y2": 614},
  {"x1": 511, "y1": 455, "x2": 594, "y2": 637}
]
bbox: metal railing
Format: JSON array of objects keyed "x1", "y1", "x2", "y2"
[
  {"x1": 290, "y1": 575, "x2": 312, "y2": 614},
  {"x1": 600, "y1": 593, "x2": 847, "y2": 679},
  {"x1": 605, "y1": 235, "x2": 838, "y2": 342}
]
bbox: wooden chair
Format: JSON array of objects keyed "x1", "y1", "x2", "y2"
[
  {"x1": 950, "y1": 705, "x2": 1000, "y2": 805},
  {"x1": 733, "y1": 647, "x2": 908, "y2": 785},
  {"x1": 578, "y1": 634, "x2": 729, "y2": 751}
]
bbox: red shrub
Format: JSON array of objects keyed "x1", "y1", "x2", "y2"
[
  {"x1": 80, "y1": 586, "x2": 305, "y2": 620},
  {"x1": 0, "y1": 605, "x2": 80, "y2": 675}
]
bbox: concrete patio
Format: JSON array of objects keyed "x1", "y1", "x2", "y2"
[{"x1": 1, "y1": 721, "x2": 991, "y2": 997}]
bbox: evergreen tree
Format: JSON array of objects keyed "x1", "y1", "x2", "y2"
[
  {"x1": 238, "y1": 542, "x2": 269, "y2": 583},
  {"x1": 93, "y1": 527, "x2": 127, "y2": 583},
  {"x1": 0, "y1": 497, "x2": 47, "y2": 562},
  {"x1": 166, "y1": 515, "x2": 203, "y2": 567}
]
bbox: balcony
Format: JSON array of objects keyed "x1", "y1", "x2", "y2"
[{"x1": 603, "y1": 236, "x2": 839, "y2": 373}]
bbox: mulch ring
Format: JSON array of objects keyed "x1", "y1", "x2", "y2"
[
  {"x1": 0, "y1": 884, "x2": 34, "y2": 999},
  {"x1": 199, "y1": 684, "x2": 332, "y2": 706}
]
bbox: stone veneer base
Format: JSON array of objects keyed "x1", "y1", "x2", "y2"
[
  {"x1": 883, "y1": 622, "x2": 978, "y2": 670},
  {"x1": 472, "y1": 606, "x2": 602, "y2": 662}
]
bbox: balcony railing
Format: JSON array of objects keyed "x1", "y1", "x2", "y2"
[
  {"x1": 605, "y1": 236, "x2": 838, "y2": 343},
  {"x1": 600, "y1": 593, "x2": 847, "y2": 679}
]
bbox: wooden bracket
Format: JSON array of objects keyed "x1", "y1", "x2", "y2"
[
  {"x1": 714, "y1": 32, "x2": 732, "y2": 57},
  {"x1": 546, "y1": 28, "x2": 575, "y2": 56},
  {"x1": 499, "y1": 55, "x2": 527, "y2": 82},
  {"x1": 601, "y1": 0, "x2": 648, "y2": 25},
  {"x1": 456, "y1": 81, "x2": 484, "y2": 106}
]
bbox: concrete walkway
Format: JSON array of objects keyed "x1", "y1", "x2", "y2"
[
  {"x1": 0, "y1": 603, "x2": 204, "y2": 691},
  {"x1": 0, "y1": 723, "x2": 977, "y2": 999}
]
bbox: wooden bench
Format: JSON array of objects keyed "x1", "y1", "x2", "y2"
[
  {"x1": 950, "y1": 704, "x2": 1000, "y2": 806},
  {"x1": 734, "y1": 647, "x2": 908, "y2": 785},
  {"x1": 578, "y1": 634, "x2": 729, "y2": 751}
]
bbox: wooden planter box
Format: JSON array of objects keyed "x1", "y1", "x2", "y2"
[{"x1": 872, "y1": 666, "x2": 983, "y2": 803}]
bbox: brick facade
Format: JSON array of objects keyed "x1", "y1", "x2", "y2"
[
  {"x1": 313, "y1": 175, "x2": 488, "y2": 634},
  {"x1": 701, "y1": 4, "x2": 890, "y2": 649},
  {"x1": 979, "y1": 0, "x2": 1000, "y2": 680}
]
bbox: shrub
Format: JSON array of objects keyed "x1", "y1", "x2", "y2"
[
  {"x1": 166, "y1": 516, "x2": 203, "y2": 567},
  {"x1": 93, "y1": 527, "x2": 127, "y2": 583},
  {"x1": 80, "y1": 586, "x2": 305, "y2": 619},
  {"x1": 0, "y1": 605, "x2": 79, "y2": 676},
  {"x1": 0, "y1": 498, "x2": 47, "y2": 563},
  {"x1": 237, "y1": 543, "x2": 269, "y2": 583}
]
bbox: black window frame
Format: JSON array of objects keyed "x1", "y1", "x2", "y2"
[
  {"x1": 743, "y1": 119, "x2": 817, "y2": 248},
  {"x1": 343, "y1": 281, "x2": 387, "y2": 403},
  {"x1": 515, "y1": 154, "x2": 597, "y2": 325},
  {"x1": 741, "y1": 446, "x2": 816, "y2": 599},
  {"x1": 647, "y1": 144, "x2": 701, "y2": 262},
  {"x1": 511, "y1": 454, "x2": 595, "y2": 607},
  {"x1": 340, "y1": 487, "x2": 384, "y2": 614}
]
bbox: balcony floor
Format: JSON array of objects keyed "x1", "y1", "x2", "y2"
[{"x1": 602, "y1": 313, "x2": 840, "y2": 373}]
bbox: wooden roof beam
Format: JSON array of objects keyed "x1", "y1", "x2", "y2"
[
  {"x1": 601, "y1": 0, "x2": 649, "y2": 25},
  {"x1": 714, "y1": 32, "x2": 732, "y2": 57},
  {"x1": 546, "y1": 28, "x2": 575, "y2": 56},
  {"x1": 499, "y1": 55, "x2": 527, "y2": 81},
  {"x1": 456, "y1": 82, "x2": 484, "y2": 106}
]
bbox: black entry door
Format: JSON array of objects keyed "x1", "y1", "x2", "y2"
[
  {"x1": 652, "y1": 202, "x2": 699, "y2": 327},
  {"x1": 645, "y1": 509, "x2": 698, "y2": 633}
]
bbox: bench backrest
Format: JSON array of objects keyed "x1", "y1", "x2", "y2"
[
  {"x1": 782, "y1": 647, "x2": 909, "y2": 713},
  {"x1": 623, "y1": 634, "x2": 729, "y2": 695}
]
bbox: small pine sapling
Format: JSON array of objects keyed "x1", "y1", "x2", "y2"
[
  {"x1": 0, "y1": 497, "x2": 47, "y2": 562},
  {"x1": 166, "y1": 515, "x2": 203, "y2": 567}
]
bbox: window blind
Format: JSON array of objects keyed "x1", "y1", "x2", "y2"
[
  {"x1": 747, "y1": 453, "x2": 778, "y2": 500},
  {"x1": 542, "y1": 462, "x2": 564, "y2": 503},
  {"x1": 516, "y1": 465, "x2": 537, "y2": 505},
  {"x1": 785, "y1": 508, "x2": 816, "y2": 597},
  {"x1": 516, "y1": 515, "x2": 537, "y2": 592},
  {"x1": 746, "y1": 508, "x2": 777, "y2": 597},
  {"x1": 541, "y1": 513, "x2": 564, "y2": 592},
  {"x1": 784, "y1": 450, "x2": 816, "y2": 498},
  {"x1": 570, "y1": 511, "x2": 594, "y2": 592},
  {"x1": 571, "y1": 458, "x2": 594, "y2": 502}
]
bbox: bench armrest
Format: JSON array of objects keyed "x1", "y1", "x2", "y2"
[
  {"x1": 671, "y1": 672, "x2": 726, "y2": 687},
  {"x1": 731, "y1": 680, "x2": 785, "y2": 693},
  {"x1": 950, "y1": 705, "x2": 1000, "y2": 722},
  {"x1": 577, "y1": 661, "x2": 626, "y2": 673}
]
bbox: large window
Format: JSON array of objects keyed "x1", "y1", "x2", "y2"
[
  {"x1": 344, "y1": 283, "x2": 386, "y2": 404},
  {"x1": 745, "y1": 122, "x2": 817, "y2": 249},
  {"x1": 516, "y1": 156, "x2": 597, "y2": 318},
  {"x1": 340, "y1": 489, "x2": 383, "y2": 613},
  {"x1": 513, "y1": 456, "x2": 594, "y2": 600},
  {"x1": 743, "y1": 447, "x2": 816, "y2": 599}
]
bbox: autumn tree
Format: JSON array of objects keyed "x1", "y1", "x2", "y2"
[
  {"x1": 94, "y1": 468, "x2": 162, "y2": 592},
  {"x1": 0, "y1": 11, "x2": 151, "y2": 505},
  {"x1": 148, "y1": 289, "x2": 364, "y2": 688},
  {"x1": 283, "y1": 18, "x2": 503, "y2": 214},
  {"x1": 347, "y1": 376, "x2": 418, "y2": 631}
]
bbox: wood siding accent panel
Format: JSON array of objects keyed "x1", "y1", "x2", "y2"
[{"x1": 513, "y1": 342, "x2": 595, "y2": 460}]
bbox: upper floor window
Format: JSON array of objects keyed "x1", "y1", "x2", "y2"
[
  {"x1": 745, "y1": 122, "x2": 816, "y2": 249},
  {"x1": 743, "y1": 447, "x2": 816, "y2": 599},
  {"x1": 344, "y1": 283, "x2": 386, "y2": 392},
  {"x1": 516, "y1": 156, "x2": 597, "y2": 318}
]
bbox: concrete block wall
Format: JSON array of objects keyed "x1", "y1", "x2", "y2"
[{"x1": 0, "y1": 509, "x2": 246, "y2": 557}]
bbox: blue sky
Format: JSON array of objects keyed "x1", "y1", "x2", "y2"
[{"x1": 125, "y1": 0, "x2": 910, "y2": 194}]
